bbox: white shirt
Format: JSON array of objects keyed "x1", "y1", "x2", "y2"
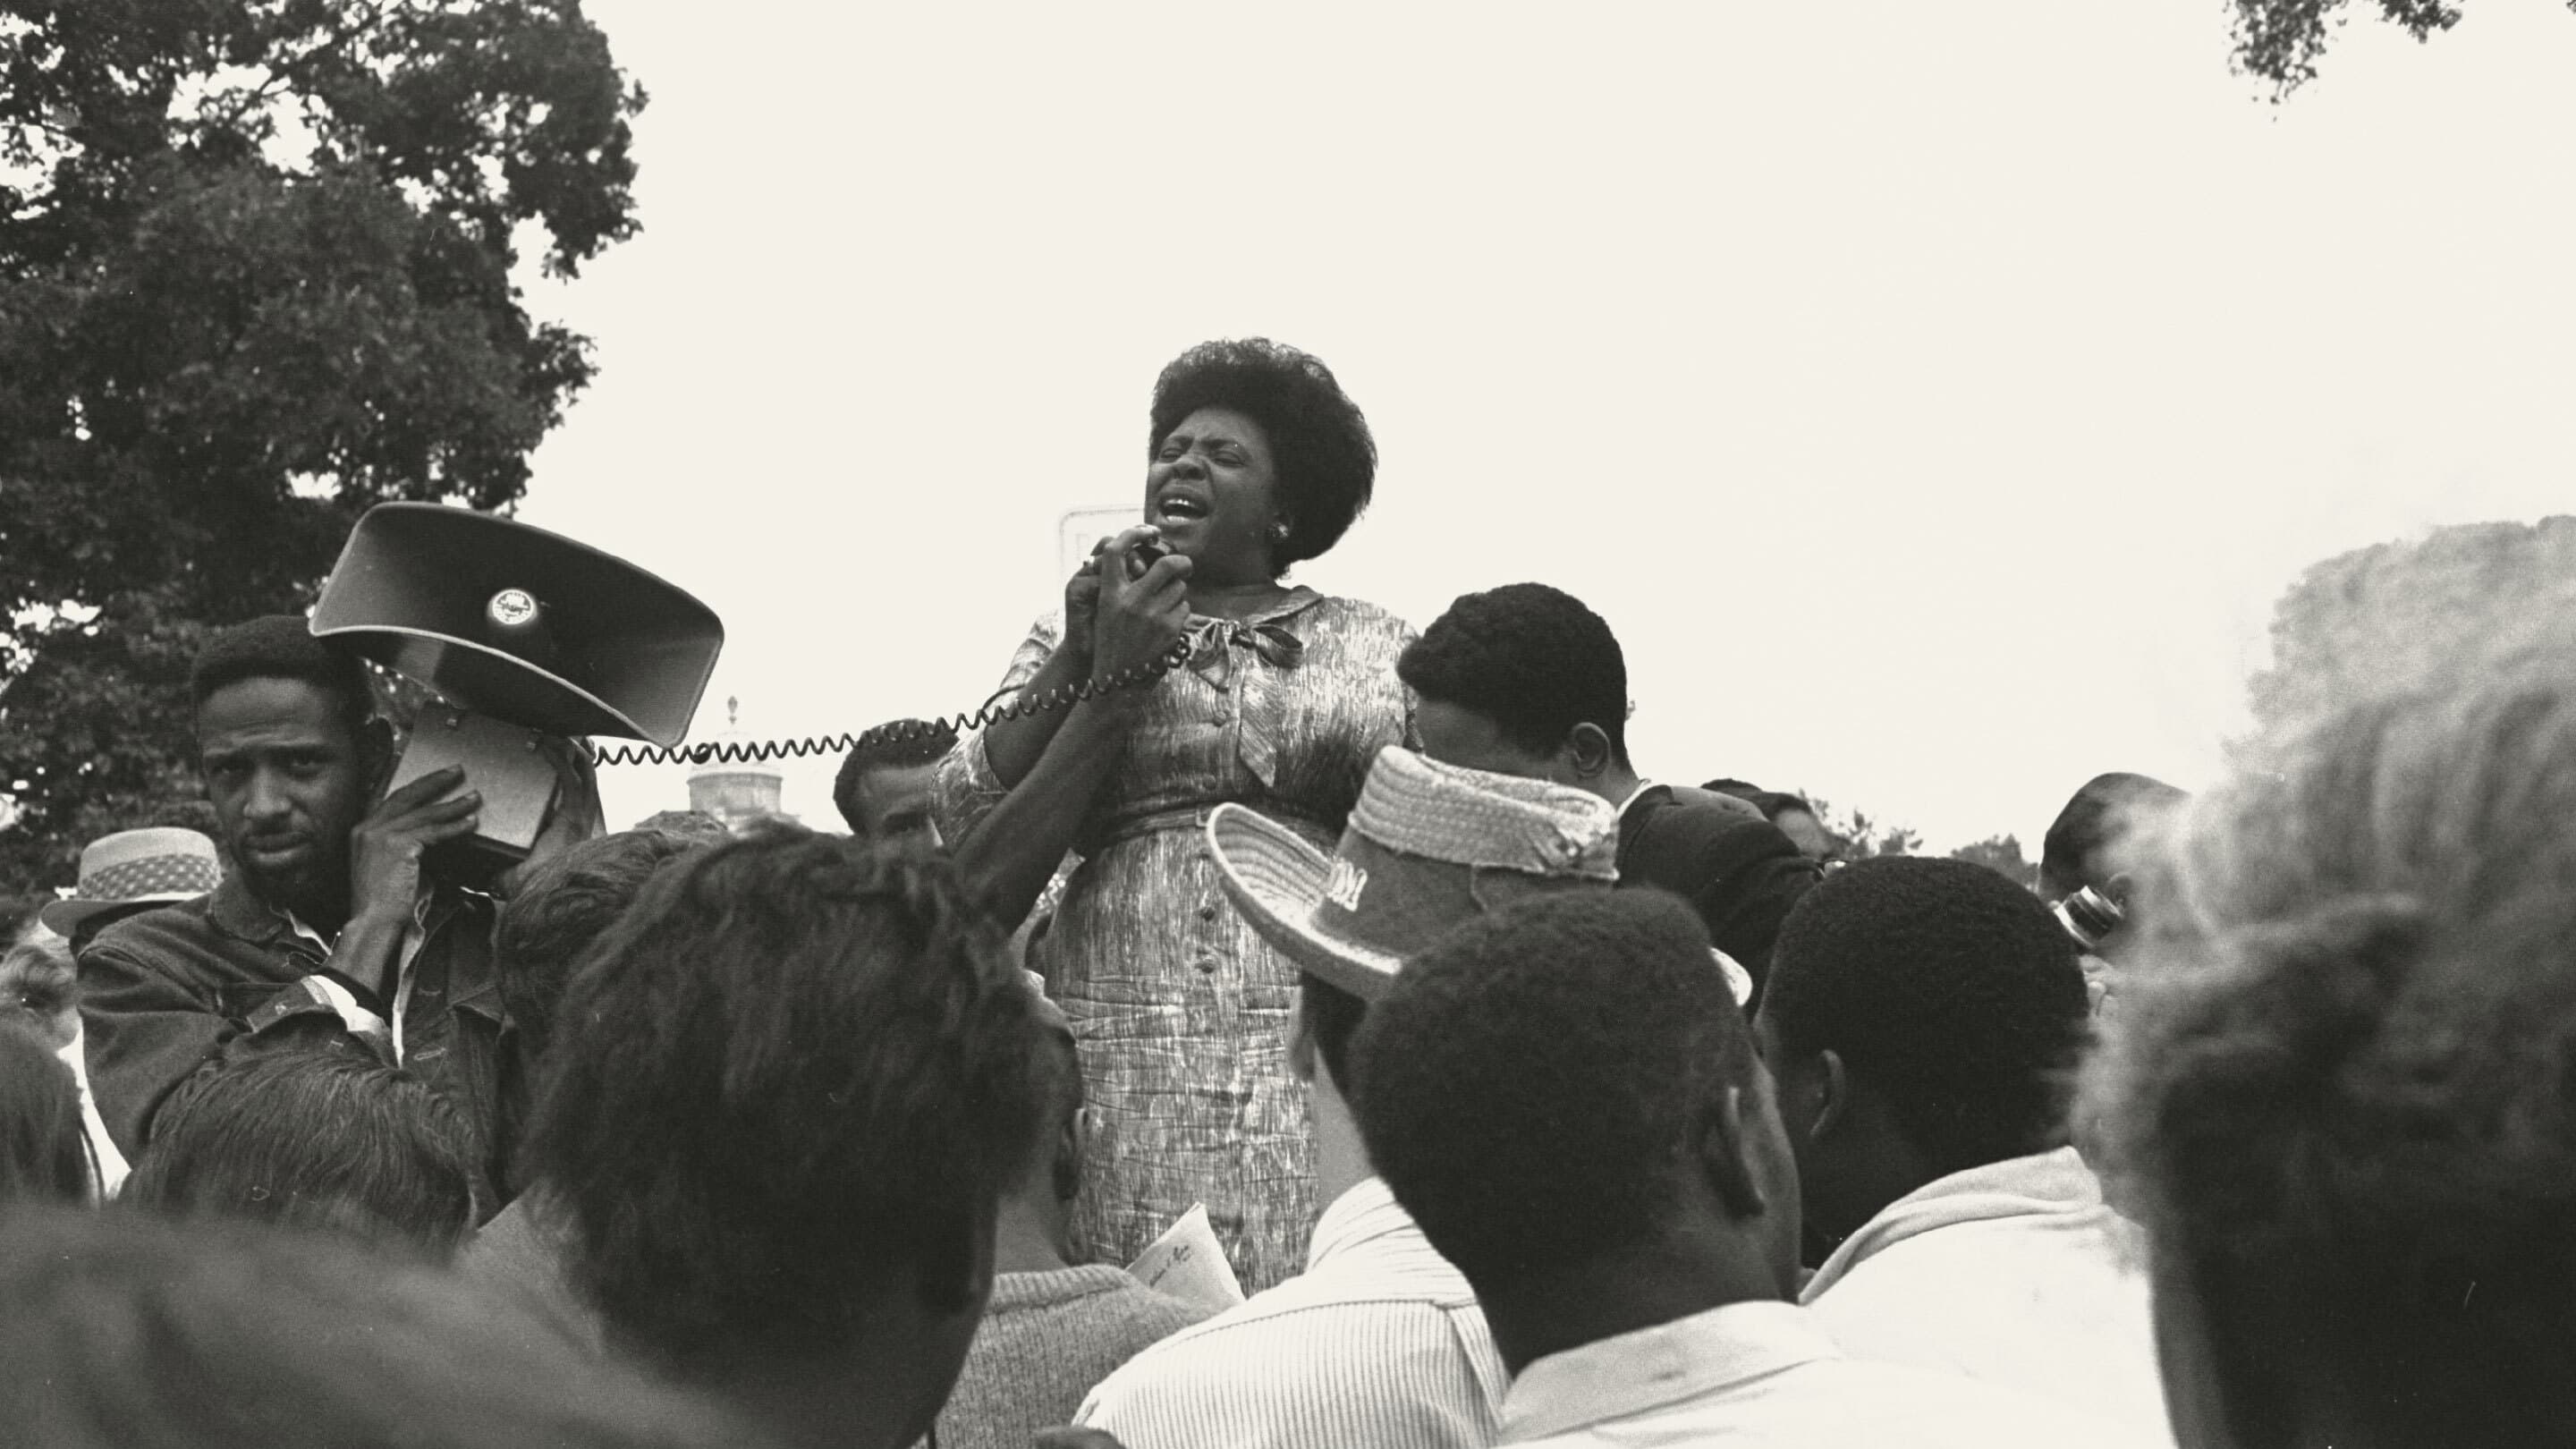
[
  {"x1": 56, "y1": 1026, "x2": 130, "y2": 1199},
  {"x1": 284, "y1": 888, "x2": 430, "y2": 1062},
  {"x1": 1801, "y1": 1148, "x2": 2174, "y2": 1443},
  {"x1": 1079, "y1": 1176, "x2": 1507, "y2": 1449},
  {"x1": 1502, "y1": 1300, "x2": 2160, "y2": 1448}
]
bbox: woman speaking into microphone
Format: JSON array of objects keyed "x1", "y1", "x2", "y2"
[{"x1": 935, "y1": 338, "x2": 1413, "y2": 1290}]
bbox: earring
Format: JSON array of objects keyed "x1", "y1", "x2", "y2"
[{"x1": 1268, "y1": 521, "x2": 1292, "y2": 543}]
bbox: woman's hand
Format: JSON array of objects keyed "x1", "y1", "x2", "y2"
[{"x1": 1090, "y1": 525, "x2": 1192, "y2": 682}]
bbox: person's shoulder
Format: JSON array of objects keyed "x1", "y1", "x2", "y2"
[
  {"x1": 1303, "y1": 594, "x2": 1413, "y2": 640},
  {"x1": 1006, "y1": 1267, "x2": 1214, "y2": 1337},
  {"x1": 79, "y1": 894, "x2": 227, "y2": 976},
  {"x1": 1083, "y1": 1272, "x2": 1484, "y2": 1436},
  {"x1": 1309, "y1": 592, "x2": 1404, "y2": 623},
  {"x1": 1625, "y1": 790, "x2": 1797, "y2": 861},
  {"x1": 1115, "y1": 1280, "x2": 1221, "y2": 1338},
  {"x1": 1657, "y1": 784, "x2": 1769, "y2": 826},
  {"x1": 1789, "y1": 1355, "x2": 2162, "y2": 1448}
]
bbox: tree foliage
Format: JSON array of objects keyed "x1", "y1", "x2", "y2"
[
  {"x1": 0, "y1": 0, "x2": 644, "y2": 910},
  {"x1": 1947, "y1": 833, "x2": 2038, "y2": 892},
  {"x1": 1803, "y1": 795, "x2": 1920, "y2": 862},
  {"x1": 2231, "y1": 0, "x2": 2572, "y2": 96}
]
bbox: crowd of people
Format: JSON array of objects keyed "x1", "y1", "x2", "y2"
[{"x1": 3, "y1": 336, "x2": 2568, "y2": 1449}]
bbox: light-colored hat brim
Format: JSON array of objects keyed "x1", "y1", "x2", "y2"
[
  {"x1": 1206, "y1": 804, "x2": 1408, "y2": 1001},
  {"x1": 35, "y1": 893, "x2": 194, "y2": 939}
]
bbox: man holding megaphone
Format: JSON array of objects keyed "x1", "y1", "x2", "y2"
[{"x1": 77, "y1": 615, "x2": 601, "y2": 1193}]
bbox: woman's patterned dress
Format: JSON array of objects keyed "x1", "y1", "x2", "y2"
[{"x1": 936, "y1": 588, "x2": 1414, "y2": 1290}]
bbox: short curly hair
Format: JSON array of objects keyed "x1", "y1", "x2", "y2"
[
  {"x1": 1397, "y1": 583, "x2": 1629, "y2": 766},
  {"x1": 2086, "y1": 648, "x2": 2576, "y2": 1445},
  {"x1": 1149, "y1": 338, "x2": 1375, "y2": 572},
  {"x1": 520, "y1": 826, "x2": 1046, "y2": 1370},
  {"x1": 1761, "y1": 857, "x2": 2086, "y2": 1175},
  {"x1": 189, "y1": 615, "x2": 374, "y2": 733},
  {"x1": 1349, "y1": 892, "x2": 1758, "y2": 1283}
]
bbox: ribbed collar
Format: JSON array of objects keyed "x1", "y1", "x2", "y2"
[{"x1": 1304, "y1": 1175, "x2": 1421, "y2": 1270}]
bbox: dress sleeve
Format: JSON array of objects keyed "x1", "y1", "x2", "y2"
[{"x1": 931, "y1": 610, "x2": 1065, "y2": 843}]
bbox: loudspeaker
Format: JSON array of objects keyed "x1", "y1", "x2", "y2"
[{"x1": 311, "y1": 504, "x2": 724, "y2": 862}]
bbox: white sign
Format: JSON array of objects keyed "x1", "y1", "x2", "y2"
[{"x1": 1058, "y1": 504, "x2": 1141, "y2": 587}]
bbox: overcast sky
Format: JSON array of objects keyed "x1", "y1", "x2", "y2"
[{"x1": 514, "y1": 0, "x2": 2576, "y2": 851}]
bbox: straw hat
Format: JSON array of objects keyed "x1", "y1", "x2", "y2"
[
  {"x1": 1208, "y1": 748, "x2": 1621, "y2": 1001},
  {"x1": 37, "y1": 828, "x2": 223, "y2": 939}
]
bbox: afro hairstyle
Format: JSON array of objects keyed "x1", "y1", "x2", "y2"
[{"x1": 1149, "y1": 338, "x2": 1375, "y2": 572}]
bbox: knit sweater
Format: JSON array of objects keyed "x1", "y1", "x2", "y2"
[{"x1": 931, "y1": 1265, "x2": 1211, "y2": 1449}]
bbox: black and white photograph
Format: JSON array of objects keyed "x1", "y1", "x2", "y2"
[{"x1": 4, "y1": 2, "x2": 2573, "y2": 1445}]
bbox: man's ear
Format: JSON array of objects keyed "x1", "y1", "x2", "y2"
[
  {"x1": 1566, "y1": 722, "x2": 1616, "y2": 779},
  {"x1": 1051, "y1": 1106, "x2": 1088, "y2": 1204},
  {"x1": 1809, "y1": 1047, "x2": 1851, "y2": 1144},
  {"x1": 1699, "y1": 1082, "x2": 1772, "y2": 1221}
]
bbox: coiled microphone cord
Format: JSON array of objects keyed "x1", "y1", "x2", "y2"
[{"x1": 581, "y1": 639, "x2": 1193, "y2": 767}]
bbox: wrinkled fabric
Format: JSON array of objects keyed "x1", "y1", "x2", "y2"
[
  {"x1": 937, "y1": 589, "x2": 1414, "y2": 1291},
  {"x1": 1801, "y1": 1148, "x2": 2172, "y2": 1444},
  {"x1": 79, "y1": 873, "x2": 507, "y2": 1193}
]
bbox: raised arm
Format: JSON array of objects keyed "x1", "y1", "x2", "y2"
[{"x1": 939, "y1": 531, "x2": 1191, "y2": 928}]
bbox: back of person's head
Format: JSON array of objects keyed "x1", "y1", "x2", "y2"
[
  {"x1": 521, "y1": 825, "x2": 1046, "y2": 1379},
  {"x1": 1397, "y1": 583, "x2": 1630, "y2": 766},
  {"x1": 122, "y1": 1047, "x2": 477, "y2": 1253},
  {"x1": 496, "y1": 830, "x2": 701, "y2": 1063},
  {"x1": 0, "y1": 1020, "x2": 95, "y2": 1205},
  {"x1": 0, "y1": 1206, "x2": 763, "y2": 1449},
  {"x1": 635, "y1": 809, "x2": 734, "y2": 845},
  {"x1": 2086, "y1": 646, "x2": 2576, "y2": 1449},
  {"x1": 2040, "y1": 772, "x2": 2188, "y2": 899},
  {"x1": 190, "y1": 614, "x2": 375, "y2": 730},
  {"x1": 1759, "y1": 858, "x2": 2087, "y2": 1204},
  {"x1": 1349, "y1": 892, "x2": 1787, "y2": 1288},
  {"x1": 1701, "y1": 778, "x2": 1764, "y2": 800}
]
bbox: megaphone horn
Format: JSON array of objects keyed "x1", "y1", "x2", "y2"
[{"x1": 311, "y1": 504, "x2": 725, "y2": 864}]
